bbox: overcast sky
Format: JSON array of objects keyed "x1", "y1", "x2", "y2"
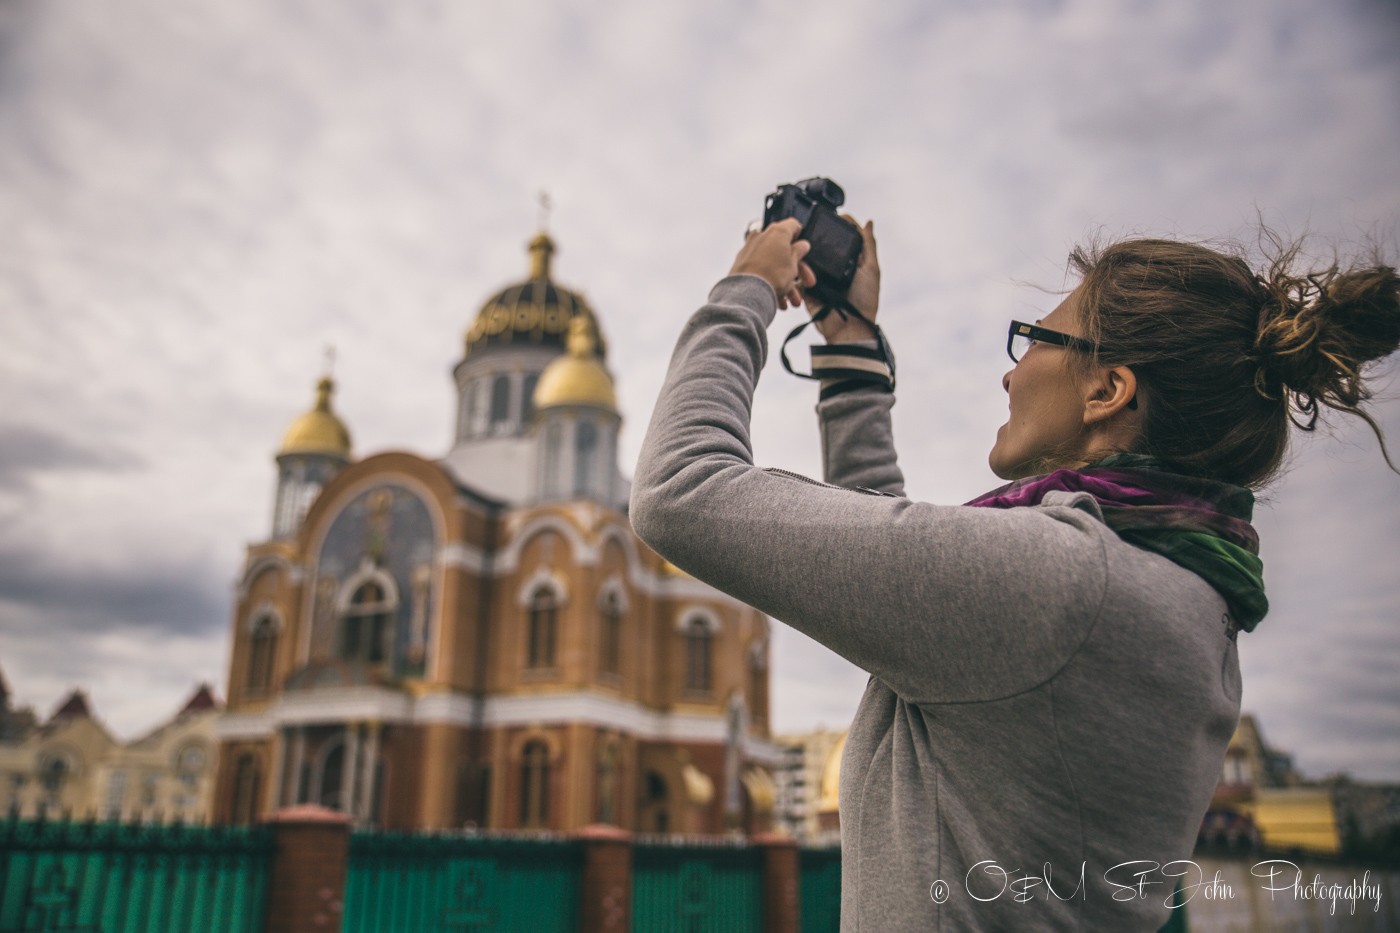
[{"x1": 1, "y1": 0, "x2": 1397, "y2": 779}]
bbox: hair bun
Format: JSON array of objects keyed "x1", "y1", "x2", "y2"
[{"x1": 1254, "y1": 264, "x2": 1400, "y2": 425}]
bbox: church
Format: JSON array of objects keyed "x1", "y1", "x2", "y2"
[{"x1": 213, "y1": 231, "x2": 780, "y2": 835}]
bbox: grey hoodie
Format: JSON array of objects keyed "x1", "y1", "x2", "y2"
[{"x1": 630, "y1": 275, "x2": 1241, "y2": 931}]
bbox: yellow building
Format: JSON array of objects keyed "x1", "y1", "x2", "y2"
[
  {"x1": 1205, "y1": 713, "x2": 1341, "y2": 856},
  {"x1": 213, "y1": 232, "x2": 780, "y2": 834},
  {"x1": 0, "y1": 679, "x2": 221, "y2": 822},
  {"x1": 774, "y1": 728, "x2": 844, "y2": 844}
]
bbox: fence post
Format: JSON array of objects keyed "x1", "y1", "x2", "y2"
[
  {"x1": 576, "y1": 823, "x2": 632, "y2": 933},
  {"x1": 261, "y1": 804, "x2": 352, "y2": 933},
  {"x1": 754, "y1": 832, "x2": 800, "y2": 933}
]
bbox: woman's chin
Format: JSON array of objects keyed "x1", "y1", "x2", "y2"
[{"x1": 987, "y1": 443, "x2": 1016, "y2": 480}]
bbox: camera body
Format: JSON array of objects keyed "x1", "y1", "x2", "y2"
[{"x1": 763, "y1": 177, "x2": 862, "y2": 305}]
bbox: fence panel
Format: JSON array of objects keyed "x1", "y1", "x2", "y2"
[
  {"x1": 631, "y1": 837, "x2": 763, "y2": 933},
  {"x1": 0, "y1": 816, "x2": 271, "y2": 933},
  {"x1": 798, "y1": 846, "x2": 840, "y2": 933},
  {"x1": 345, "y1": 831, "x2": 581, "y2": 933}
]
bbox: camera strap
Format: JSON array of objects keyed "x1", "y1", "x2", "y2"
[{"x1": 778, "y1": 299, "x2": 897, "y2": 395}]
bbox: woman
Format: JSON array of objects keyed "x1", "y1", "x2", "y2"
[{"x1": 630, "y1": 217, "x2": 1399, "y2": 931}]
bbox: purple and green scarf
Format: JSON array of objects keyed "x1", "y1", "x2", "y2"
[{"x1": 966, "y1": 453, "x2": 1266, "y2": 632}]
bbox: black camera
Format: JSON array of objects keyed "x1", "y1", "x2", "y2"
[{"x1": 762, "y1": 177, "x2": 863, "y2": 305}]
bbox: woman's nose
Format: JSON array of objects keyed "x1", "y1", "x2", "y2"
[{"x1": 1002, "y1": 369, "x2": 1012, "y2": 394}]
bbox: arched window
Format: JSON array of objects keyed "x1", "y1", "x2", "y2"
[
  {"x1": 231, "y1": 755, "x2": 262, "y2": 825},
  {"x1": 599, "y1": 590, "x2": 623, "y2": 678},
  {"x1": 527, "y1": 587, "x2": 558, "y2": 669},
  {"x1": 645, "y1": 771, "x2": 669, "y2": 833},
  {"x1": 489, "y1": 374, "x2": 511, "y2": 433},
  {"x1": 542, "y1": 422, "x2": 563, "y2": 498},
  {"x1": 522, "y1": 373, "x2": 540, "y2": 424},
  {"x1": 461, "y1": 381, "x2": 479, "y2": 440},
  {"x1": 595, "y1": 741, "x2": 620, "y2": 825},
  {"x1": 319, "y1": 742, "x2": 345, "y2": 810},
  {"x1": 175, "y1": 744, "x2": 207, "y2": 790},
  {"x1": 38, "y1": 753, "x2": 74, "y2": 807},
  {"x1": 247, "y1": 616, "x2": 278, "y2": 694},
  {"x1": 341, "y1": 581, "x2": 393, "y2": 664},
  {"x1": 574, "y1": 421, "x2": 597, "y2": 496},
  {"x1": 520, "y1": 740, "x2": 550, "y2": 828},
  {"x1": 684, "y1": 618, "x2": 713, "y2": 693}
]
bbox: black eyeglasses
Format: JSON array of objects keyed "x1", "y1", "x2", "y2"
[
  {"x1": 1006, "y1": 320, "x2": 1139, "y2": 409},
  {"x1": 1006, "y1": 320, "x2": 1097, "y2": 364}
]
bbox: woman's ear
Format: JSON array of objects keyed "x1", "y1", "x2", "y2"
[{"x1": 1083, "y1": 366, "x2": 1139, "y2": 425}]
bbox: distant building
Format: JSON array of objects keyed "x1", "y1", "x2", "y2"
[
  {"x1": 1328, "y1": 775, "x2": 1400, "y2": 859},
  {"x1": 773, "y1": 728, "x2": 844, "y2": 844},
  {"x1": 1201, "y1": 713, "x2": 1341, "y2": 856},
  {"x1": 0, "y1": 669, "x2": 37, "y2": 743},
  {"x1": 0, "y1": 676, "x2": 220, "y2": 822},
  {"x1": 213, "y1": 231, "x2": 780, "y2": 834}
]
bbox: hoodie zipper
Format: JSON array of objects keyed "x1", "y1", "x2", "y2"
[{"x1": 763, "y1": 467, "x2": 901, "y2": 498}]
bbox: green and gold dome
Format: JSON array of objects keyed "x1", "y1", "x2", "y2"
[{"x1": 464, "y1": 233, "x2": 608, "y2": 360}]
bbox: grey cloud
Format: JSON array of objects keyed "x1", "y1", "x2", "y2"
[
  {"x1": 0, "y1": 424, "x2": 142, "y2": 491},
  {"x1": 0, "y1": 543, "x2": 226, "y2": 639}
]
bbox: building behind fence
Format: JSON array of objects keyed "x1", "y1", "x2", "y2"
[{"x1": 5, "y1": 808, "x2": 1399, "y2": 932}]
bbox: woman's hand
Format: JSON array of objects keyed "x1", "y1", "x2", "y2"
[
  {"x1": 806, "y1": 217, "x2": 880, "y2": 343},
  {"x1": 730, "y1": 218, "x2": 817, "y2": 310}
]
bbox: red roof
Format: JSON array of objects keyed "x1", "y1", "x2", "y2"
[
  {"x1": 179, "y1": 683, "x2": 220, "y2": 715},
  {"x1": 49, "y1": 689, "x2": 92, "y2": 722}
]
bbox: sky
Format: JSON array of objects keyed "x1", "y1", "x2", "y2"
[{"x1": 1, "y1": 0, "x2": 1397, "y2": 779}]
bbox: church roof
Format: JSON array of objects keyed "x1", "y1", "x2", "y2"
[
  {"x1": 280, "y1": 376, "x2": 352, "y2": 459},
  {"x1": 48, "y1": 689, "x2": 92, "y2": 723},
  {"x1": 463, "y1": 232, "x2": 608, "y2": 361},
  {"x1": 179, "y1": 683, "x2": 220, "y2": 715}
]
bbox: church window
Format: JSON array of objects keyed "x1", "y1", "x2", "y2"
[
  {"x1": 645, "y1": 771, "x2": 669, "y2": 833},
  {"x1": 595, "y1": 741, "x2": 619, "y2": 825},
  {"x1": 520, "y1": 740, "x2": 550, "y2": 828},
  {"x1": 490, "y1": 374, "x2": 511, "y2": 433},
  {"x1": 527, "y1": 587, "x2": 558, "y2": 669},
  {"x1": 684, "y1": 617, "x2": 713, "y2": 694},
  {"x1": 105, "y1": 769, "x2": 127, "y2": 818},
  {"x1": 600, "y1": 590, "x2": 622, "y2": 678},
  {"x1": 141, "y1": 772, "x2": 158, "y2": 808},
  {"x1": 319, "y1": 742, "x2": 345, "y2": 810},
  {"x1": 38, "y1": 753, "x2": 73, "y2": 807},
  {"x1": 574, "y1": 421, "x2": 597, "y2": 496},
  {"x1": 543, "y1": 423, "x2": 563, "y2": 498},
  {"x1": 176, "y1": 744, "x2": 207, "y2": 789},
  {"x1": 461, "y1": 381, "x2": 478, "y2": 440},
  {"x1": 247, "y1": 615, "x2": 278, "y2": 694},
  {"x1": 522, "y1": 373, "x2": 540, "y2": 424},
  {"x1": 341, "y1": 581, "x2": 393, "y2": 665},
  {"x1": 231, "y1": 755, "x2": 261, "y2": 825}
]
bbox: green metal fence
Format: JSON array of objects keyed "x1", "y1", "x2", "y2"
[
  {"x1": 631, "y1": 837, "x2": 763, "y2": 933},
  {"x1": 0, "y1": 816, "x2": 272, "y2": 933},
  {"x1": 344, "y1": 830, "x2": 582, "y2": 933},
  {"x1": 798, "y1": 846, "x2": 840, "y2": 933}
]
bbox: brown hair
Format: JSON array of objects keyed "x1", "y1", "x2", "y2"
[{"x1": 1069, "y1": 236, "x2": 1400, "y2": 488}]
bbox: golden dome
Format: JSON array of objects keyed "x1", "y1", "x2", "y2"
[
  {"x1": 533, "y1": 316, "x2": 617, "y2": 411},
  {"x1": 279, "y1": 376, "x2": 351, "y2": 458},
  {"x1": 464, "y1": 232, "x2": 608, "y2": 360}
]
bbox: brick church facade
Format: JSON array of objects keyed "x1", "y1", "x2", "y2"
[{"x1": 212, "y1": 232, "x2": 779, "y2": 834}]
